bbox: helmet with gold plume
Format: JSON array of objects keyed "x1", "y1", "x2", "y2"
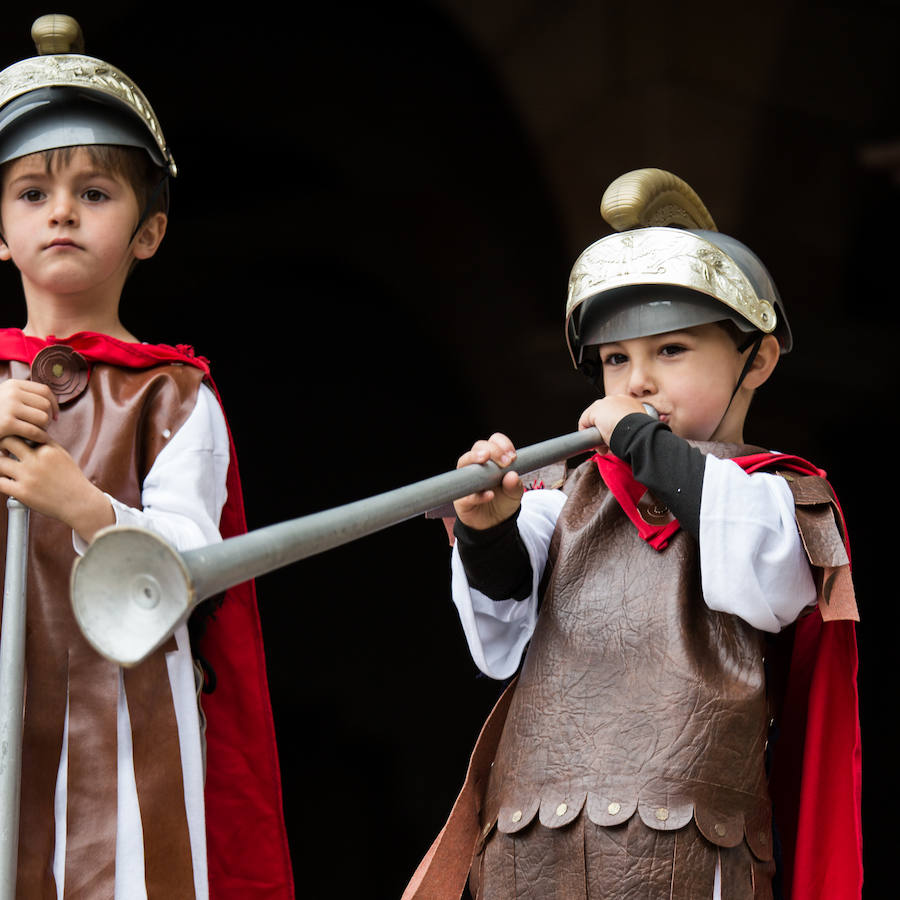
[
  {"x1": 0, "y1": 14, "x2": 175, "y2": 175},
  {"x1": 565, "y1": 169, "x2": 792, "y2": 386}
]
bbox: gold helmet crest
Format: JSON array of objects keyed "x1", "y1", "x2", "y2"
[{"x1": 0, "y1": 14, "x2": 176, "y2": 175}]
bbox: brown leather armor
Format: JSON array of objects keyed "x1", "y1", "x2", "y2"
[
  {"x1": 474, "y1": 445, "x2": 778, "y2": 899},
  {"x1": 0, "y1": 359, "x2": 204, "y2": 899}
]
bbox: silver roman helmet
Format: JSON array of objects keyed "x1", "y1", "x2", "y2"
[
  {"x1": 565, "y1": 169, "x2": 792, "y2": 384},
  {"x1": 0, "y1": 14, "x2": 176, "y2": 175}
]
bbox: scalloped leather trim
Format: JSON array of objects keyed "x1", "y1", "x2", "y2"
[
  {"x1": 637, "y1": 798, "x2": 694, "y2": 832},
  {"x1": 497, "y1": 797, "x2": 540, "y2": 834},
  {"x1": 538, "y1": 792, "x2": 585, "y2": 829},
  {"x1": 693, "y1": 806, "x2": 745, "y2": 848},
  {"x1": 585, "y1": 792, "x2": 637, "y2": 826},
  {"x1": 744, "y1": 803, "x2": 774, "y2": 862}
]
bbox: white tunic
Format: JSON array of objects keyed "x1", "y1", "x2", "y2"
[{"x1": 57, "y1": 383, "x2": 229, "y2": 900}]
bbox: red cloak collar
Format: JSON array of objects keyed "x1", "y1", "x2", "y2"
[
  {"x1": 0, "y1": 328, "x2": 212, "y2": 373},
  {"x1": 591, "y1": 449, "x2": 828, "y2": 550}
]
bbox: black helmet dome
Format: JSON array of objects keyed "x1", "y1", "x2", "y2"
[{"x1": 0, "y1": 14, "x2": 176, "y2": 175}]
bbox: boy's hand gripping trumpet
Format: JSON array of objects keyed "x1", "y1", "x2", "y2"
[{"x1": 71, "y1": 407, "x2": 658, "y2": 666}]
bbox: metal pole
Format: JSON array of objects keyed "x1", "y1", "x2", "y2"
[
  {"x1": 72, "y1": 407, "x2": 658, "y2": 667},
  {"x1": 71, "y1": 426, "x2": 610, "y2": 666},
  {"x1": 0, "y1": 499, "x2": 30, "y2": 896},
  {"x1": 185, "y1": 425, "x2": 610, "y2": 602}
]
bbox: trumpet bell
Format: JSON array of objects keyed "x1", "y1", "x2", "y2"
[{"x1": 70, "y1": 526, "x2": 195, "y2": 667}]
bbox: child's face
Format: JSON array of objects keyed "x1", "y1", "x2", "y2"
[
  {"x1": 598, "y1": 322, "x2": 751, "y2": 443},
  {"x1": 0, "y1": 148, "x2": 143, "y2": 299}
]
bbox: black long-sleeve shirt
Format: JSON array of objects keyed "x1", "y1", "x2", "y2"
[{"x1": 454, "y1": 414, "x2": 706, "y2": 601}]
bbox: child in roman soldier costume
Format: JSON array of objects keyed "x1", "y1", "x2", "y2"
[
  {"x1": 405, "y1": 169, "x2": 861, "y2": 899},
  {"x1": 0, "y1": 15, "x2": 293, "y2": 897}
]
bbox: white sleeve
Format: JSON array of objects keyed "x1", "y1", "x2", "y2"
[
  {"x1": 73, "y1": 383, "x2": 230, "y2": 554},
  {"x1": 699, "y1": 455, "x2": 817, "y2": 633},
  {"x1": 450, "y1": 488, "x2": 567, "y2": 679}
]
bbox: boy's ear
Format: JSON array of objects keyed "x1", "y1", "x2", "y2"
[
  {"x1": 0, "y1": 233, "x2": 10, "y2": 261},
  {"x1": 742, "y1": 333, "x2": 780, "y2": 390},
  {"x1": 132, "y1": 212, "x2": 167, "y2": 260}
]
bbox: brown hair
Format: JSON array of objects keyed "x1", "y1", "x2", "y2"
[
  {"x1": 714, "y1": 318, "x2": 756, "y2": 350},
  {"x1": 33, "y1": 145, "x2": 167, "y2": 216}
]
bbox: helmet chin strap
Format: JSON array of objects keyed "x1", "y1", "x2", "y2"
[{"x1": 710, "y1": 332, "x2": 764, "y2": 440}]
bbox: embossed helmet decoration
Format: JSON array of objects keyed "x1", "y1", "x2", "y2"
[
  {"x1": 565, "y1": 169, "x2": 792, "y2": 384},
  {"x1": 0, "y1": 14, "x2": 176, "y2": 175}
]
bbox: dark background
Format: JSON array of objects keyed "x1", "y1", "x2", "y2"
[{"x1": 2, "y1": 2, "x2": 895, "y2": 895}]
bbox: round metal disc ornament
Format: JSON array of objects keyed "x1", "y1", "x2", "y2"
[{"x1": 30, "y1": 345, "x2": 89, "y2": 403}]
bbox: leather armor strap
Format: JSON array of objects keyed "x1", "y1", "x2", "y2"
[{"x1": 401, "y1": 679, "x2": 517, "y2": 900}]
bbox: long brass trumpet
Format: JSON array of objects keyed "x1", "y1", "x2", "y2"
[{"x1": 72, "y1": 414, "x2": 654, "y2": 668}]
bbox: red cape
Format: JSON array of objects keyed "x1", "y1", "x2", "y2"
[
  {"x1": 594, "y1": 449, "x2": 862, "y2": 899},
  {"x1": 741, "y1": 455, "x2": 862, "y2": 900},
  {"x1": 0, "y1": 329, "x2": 295, "y2": 899}
]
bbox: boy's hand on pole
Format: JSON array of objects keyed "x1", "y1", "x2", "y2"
[
  {"x1": 453, "y1": 432, "x2": 525, "y2": 530},
  {"x1": 578, "y1": 396, "x2": 651, "y2": 452},
  {"x1": 0, "y1": 379, "x2": 58, "y2": 444},
  {"x1": 0, "y1": 435, "x2": 114, "y2": 541}
]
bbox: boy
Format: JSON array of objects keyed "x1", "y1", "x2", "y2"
[
  {"x1": 405, "y1": 169, "x2": 861, "y2": 899},
  {"x1": 0, "y1": 15, "x2": 292, "y2": 898}
]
